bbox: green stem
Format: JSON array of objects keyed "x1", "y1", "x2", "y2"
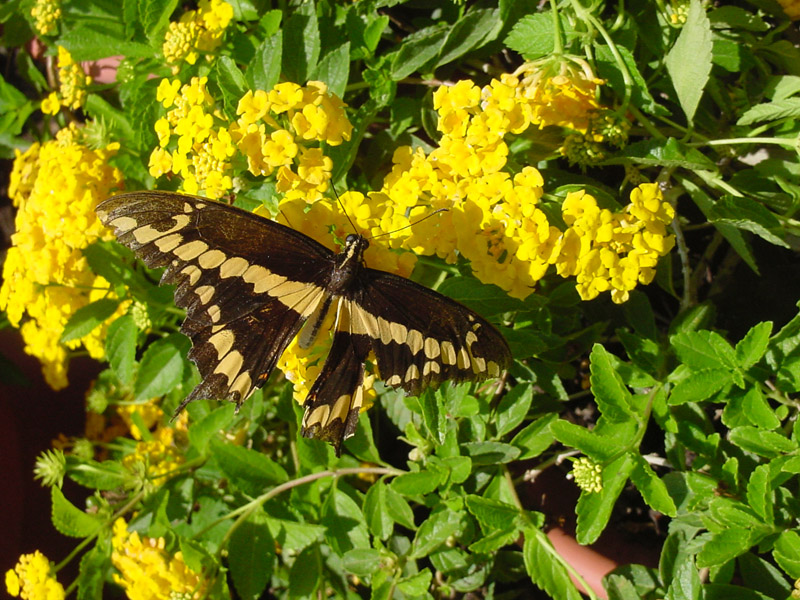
[
  {"x1": 696, "y1": 137, "x2": 800, "y2": 149},
  {"x1": 548, "y1": 0, "x2": 564, "y2": 55}
]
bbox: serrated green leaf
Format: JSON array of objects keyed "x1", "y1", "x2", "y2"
[
  {"x1": 390, "y1": 23, "x2": 448, "y2": 80},
  {"x1": 187, "y1": 403, "x2": 236, "y2": 454},
  {"x1": 668, "y1": 369, "x2": 733, "y2": 405},
  {"x1": 550, "y1": 419, "x2": 628, "y2": 461},
  {"x1": 420, "y1": 388, "x2": 445, "y2": 444},
  {"x1": 397, "y1": 569, "x2": 433, "y2": 595},
  {"x1": 134, "y1": 333, "x2": 189, "y2": 402},
  {"x1": 746, "y1": 463, "x2": 773, "y2": 523},
  {"x1": 495, "y1": 382, "x2": 533, "y2": 437},
  {"x1": 741, "y1": 387, "x2": 780, "y2": 430},
  {"x1": 139, "y1": 0, "x2": 179, "y2": 41},
  {"x1": 229, "y1": 514, "x2": 274, "y2": 600},
  {"x1": 736, "y1": 322, "x2": 773, "y2": 369},
  {"x1": 696, "y1": 528, "x2": 753, "y2": 568},
  {"x1": 522, "y1": 528, "x2": 583, "y2": 600},
  {"x1": 671, "y1": 330, "x2": 737, "y2": 370},
  {"x1": 68, "y1": 458, "x2": 127, "y2": 490},
  {"x1": 709, "y1": 196, "x2": 788, "y2": 248},
  {"x1": 729, "y1": 426, "x2": 797, "y2": 457},
  {"x1": 51, "y1": 486, "x2": 102, "y2": 538},
  {"x1": 630, "y1": 456, "x2": 677, "y2": 516},
  {"x1": 468, "y1": 527, "x2": 520, "y2": 553},
  {"x1": 211, "y1": 56, "x2": 247, "y2": 118},
  {"x1": 210, "y1": 438, "x2": 288, "y2": 497},
  {"x1": 774, "y1": 530, "x2": 800, "y2": 578},
  {"x1": 596, "y1": 45, "x2": 664, "y2": 116},
  {"x1": 384, "y1": 482, "x2": 416, "y2": 530},
  {"x1": 665, "y1": 555, "x2": 702, "y2": 600},
  {"x1": 247, "y1": 31, "x2": 282, "y2": 92},
  {"x1": 505, "y1": 12, "x2": 554, "y2": 60},
  {"x1": 665, "y1": 0, "x2": 712, "y2": 123},
  {"x1": 613, "y1": 137, "x2": 716, "y2": 170},
  {"x1": 342, "y1": 548, "x2": 381, "y2": 577},
  {"x1": 437, "y1": 276, "x2": 525, "y2": 316},
  {"x1": 321, "y1": 488, "x2": 370, "y2": 555},
  {"x1": 411, "y1": 509, "x2": 462, "y2": 558},
  {"x1": 282, "y1": 1, "x2": 320, "y2": 83},
  {"x1": 364, "y1": 481, "x2": 393, "y2": 540},
  {"x1": 575, "y1": 453, "x2": 637, "y2": 545},
  {"x1": 391, "y1": 470, "x2": 442, "y2": 496},
  {"x1": 61, "y1": 298, "x2": 120, "y2": 343},
  {"x1": 738, "y1": 552, "x2": 793, "y2": 600},
  {"x1": 314, "y1": 42, "x2": 350, "y2": 98},
  {"x1": 465, "y1": 495, "x2": 520, "y2": 532},
  {"x1": 288, "y1": 544, "x2": 321, "y2": 597},
  {"x1": 510, "y1": 413, "x2": 557, "y2": 460},
  {"x1": 105, "y1": 315, "x2": 136, "y2": 385},
  {"x1": 436, "y1": 8, "x2": 502, "y2": 67},
  {"x1": 76, "y1": 543, "x2": 109, "y2": 600},
  {"x1": 60, "y1": 24, "x2": 154, "y2": 61},
  {"x1": 460, "y1": 441, "x2": 520, "y2": 464},
  {"x1": 590, "y1": 344, "x2": 634, "y2": 422},
  {"x1": 738, "y1": 98, "x2": 800, "y2": 126}
]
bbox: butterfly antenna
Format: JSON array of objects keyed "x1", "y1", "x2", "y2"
[
  {"x1": 369, "y1": 208, "x2": 448, "y2": 241},
  {"x1": 330, "y1": 182, "x2": 359, "y2": 235}
]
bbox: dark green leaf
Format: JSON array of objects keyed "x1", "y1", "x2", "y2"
[
  {"x1": 436, "y1": 8, "x2": 502, "y2": 67},
  {"x1": 738, "y1": 98, "x2": 800, "y2": 126},
  {"x1": 729, "y1": 426, "x2": 797, "y2": 457},
  {"x1": 438, "y1": 276, "x2": 525, "y2": 316},
  {"x1": 630, "y1": 455, "x2": 677, "y2": 516},
  {"x1": 139, "y1": 0, "x2": 179, "y2": 41},
  {"x1": 465, "y1": 495, "x2": 520, "y2": 532},
  {"x1": 363, "y1": 481, "x2": 394, "y2": 540},
  {"x1": 105, "y1": 315, "x2": 137, "y2": 385},
  {"x1": 229, "y1": 514, "x2": 274, "y2": 600},
  {"x1": 288, "y1": 544, "x2": 321, "y2": 597},
  {"x1": 314, "y1": 42, "x2": 350, "y2": 98},
  {"x1": 522, "y1": 528, "x2": 583, "y2": 600},
  {"x1": 665, "y1": 0, "x2": 713, "y2": 123},
  {"x1": 696, "y1": 528, "x2": 753, "y2": 568},
  {"x1": 736, "y1": 322, "x2": 773, "y2": 369},
  {"x1": 665, "y1": 555, "x2": 702, "y2": 600},
  {"x1": 51, "y1": 486, "x2": 102, "y2": 538},
  {"x1": 321, "y1": 488, "x2": 370, "y2": 555},
  {"x1": 134, "y1": 333, "x2": 189, "y2": 402},
  {"x1": 397, "y1": 570, "x2": 433, "y2": 596},
  {"x1": 774, "y1": 530, "x2": 800, "y2": 578},
  {"x1": 468, "y1": 527, "x2": 520, "y2": 553},
  {"x1": 495, "y1": 382, "x2": 533, "y2": 437},
  {"x1": 510, "y1": 413, "x2": 557, "y2": 460},
  {"x1": 550, "y1": 419, "x2": 625, "y2": 461},
  {"x1": 342, "y1": 548, "x2": 381, "y2": 577},
  {"x1": 247, "y1": 31, "x2": 282, "y2": 92},
  {"x1": 737, "y1": 553, "x2": 792, "y2": 600},
  {"x1": 210, "y1": 438, "x2": 288, "y2": 497},
  {"x1": 60, "y1": 24, "x2": 155, "y2": 61},
  {"x1": 390, "y1": 23, "x2": 448, "y2": 80},
  {"x1": 742, "y1": 387, "x2": 780, "y2": 430},
  {"x1": 671, "y1": 330, "x2": 737, "y2": 370},
  {"x1": 668, "y1": 369, "x2": 733, "y2": 405},
  {"x1": 61, "y1": 298, "x2": 120, "y2": 343},
  {"x1": 709, "y1": 196, "x2": 788, "y2": 248},
  {"x1": 420, "y1": 388, "x2": 445, "y2": 444},
  {"x1": 504, "y1": 12, "x2": 554, "y2": 60},
  {"x1": 613, "y1": 138, "x2": 716, "y2": 170},
  {"x1": 590, "y1": 344, "x2": 634, "y2": 422},
  {"x1": 384, "y1": 482, "x2": 416, "y2": 530},
  {"x1": 67, "y1": 458, "x2": 127, "y2": 490},
  {"x1": 211, "y1": 56, "x2": 247, "y2": 118},
  {"x1": 411, "y1": 509, "x2": 462, "y2": 558},
  {"x1": 282, "y1": 2, "x2": 320, "y2": 83},
  {"x1": 187, "y1": 403, "x2": 236, "y2": 454},
  {"x1": 460, "y1": 441, "x2": 520, "y2": 464},
  {"x1": 596, "y1": 45, "x2": 663, "y2": 116},
  {"x1": 391, "y1": 470, "x2": 442, "y2": 496}
]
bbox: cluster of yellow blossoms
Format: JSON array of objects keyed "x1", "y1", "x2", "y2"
[
  {"x1": 30, "y1": 0, "x2": 61, "y2": 35},
  {"x1": 233, "y1": 81, "x2": 353, "y2": 202},
  {"x1": 572, "y1": 457, "x2": 604, "y2": 493},
  {"x1": 111, "y1": 518, "x2": 207, "y2": 600},
  {"x1": 0, "y1": 124, "x2": 126, "y2": 388},
  {"x1": 149, "y1": 77, "x2": 353, "y2": 204},
  {"x1": 41, "y1": 46, "x2": 91, "y2": 115},
  {"x1": 5, "y1": 551, "x2": 64, "y2": 600},
  {"x1": 162, "y1": 0, "x2": 234, "y2": 67}
]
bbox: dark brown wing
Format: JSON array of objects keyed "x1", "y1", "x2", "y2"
[
  {"x1": 96, "y1": 191, "x2": 333, "y2": 409},
  {"x1": 300, "y1": 268, "x2": 511, "y2": 453}
]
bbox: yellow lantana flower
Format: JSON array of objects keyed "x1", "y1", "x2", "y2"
[{"x1": 5, "y1": 551, "x2": 65, "y2": 600}]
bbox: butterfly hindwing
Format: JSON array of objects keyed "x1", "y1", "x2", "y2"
[{"x1": 97, "y1": 191, "x2": 333, "y2": 407}]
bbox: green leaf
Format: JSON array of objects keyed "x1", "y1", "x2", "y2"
[
  {"x1": 288, "y1": 544, "x2": 321, "y2": 597},
  {"x1": 436, "y1": 8, "x2": 502, "y2": 67},
  {"x1": 59, "y1": 24, "x2": 155, "y2": 61},
  {"x1": 665, "y1": 0, "x2": 712, "y2": 123},
  {"x1": 774, "y1": 530, "x2": 800, "y2": 578},
  {"x1": 522, "y1": 528, "x2": 583, "y2": 600},
  {"x1": 746, "y1": 464, "x2": 773, "y2": 523},
  {"x1": 736, "y1": 322, "x2": 773, "y2": 369},
  {"x1": 505, "y1": 12, "x2": 555, "y2": 60},
  {"x1": 729, "y1": 426, "x2": 797, "y2": 457},
  {"x1": 575, "y1": 453, "x2": 637, "y2": 544},
  {"x1": 668, "y1": 369, "x2": 733, "y2": 405},
  {"x1": 596, "y1": 45, "x2": 664, "y2": 116},
  {"x1": 671, "y1": 330, "x2": 737, "y2": 370},
  {"x1": 247, "y1": 31, "x2": 282, "y2": 92},
  {"x1": 630, "y1": 456, "x2": 677, "y2": 516},
  {"x1": 187, "y1": 403, "x2": 236, "y2": 454},
  {"x1": 229, "y1": 513, "x2": 274, "y2": 600},
  {"x1": 590, "y1": 344, "x2": 634, "y2": 422},
  {"x1": 342, "y1": 548, "x2": 381, "y2": 577},
  {"x1": 282, "y1": 1, "x2": 320, "y2": 83},
  {"x1": 212, "y1": 56, "x2": 247, "y2": 117},
  {"x1": 708, "y1": 195, "x2": 789, "y2": 249},
  {"x1": 210, "y1": 438, "x2": 288, "y2": 497},
  {"x1": 105, "y1": 315, "x2": 137, "y2": 385},
  {"x1": 411, "y1": 508, "x2": 462, "y2": 558},
  {"x1": 737, "y1": 553, "x2": 793, "y2": 600},
  {"x1": 665, "y1": 555, "x2": 702, "y2": 600},
  {"x1": 77, "y1": 542, "x2": 109, "y2": 600},
  {"x1": 384, "y1": 482, "x2": 416, "y2": 530},
  {"x1": 314, "y1": 42, "x2": 350, "y2": 98},
  {"x1": 390, "y1": 23, "x2": 449, "y2": 80},
  {"x1": 61, "y1": 298, "x2": 120, "y2": 343},
  {"x1": 321, "y1": 488, "x2": 370, "y2": 555},
  {"x1": 420, "y1": 388, "x2": 445, "y2": 444},
  {"x1": 391, "y1": 470, "x2": 442, "y2": 496},
  {"x1": 550, "y1": 419, "x2": 630, "y2": 461},
  {"x1": 738, "y1": 98, "x2": 800, "y2": 126},
  {"x1": 495, "y1": 382, "x2": 533, "y2": 437},
  {"x1": 465, "y1": 495, "x2": 520, "y2": 532},
  {"x1": 437, "y1": 277, "x2": 524, "y2": 316},
  {"x1": 510, "y1": 413, "x2": 557, "y2": 460},
  {"x1": 138, "y1": 0, "x2": 179, "y2": 41},
  {"x1": 468, "y1": 527, "x2": 521, "y2": 553},
  {"x1": 460, "y1": 441, "x2": 520, "y2": 464},
  {"x1": 363, "y1": 481, "x2": 394, "y2": 540},
  {"x1": 742, "y1": 387, "x2": 780, "y2": 430},
  {"x1": 397, "y1": 570, "x2": 433, "y2": 596},
  {"x1": 696, "y1": 528, "x2": 753, "y2": 568},
  {"x1": 134, "y1": 333, "x2": 189, "y2": 402},
  {"x1": 67, "y1": 458, "x2": 127, "y2": 490},
  {"x1": 613, "y1": 137, "x2": 716, "y2": 170},
  {"x1": 51, "y1": 486, "x2": 101, "y2": 538}
]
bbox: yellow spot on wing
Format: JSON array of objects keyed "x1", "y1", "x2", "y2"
[
  {"x1": 424, "y1": 337, "x2": 440, "y2": 359},
  {"x1": 132, "y1": 214, "x2": 191, "y2": 244},
  {"x1": 181, "y1": 265, "x2": 202, "y2": 285},
  {"x1": 155, "y1": 232, "x2": 183, "y2": 253},
  {"x1": 109, "y1": 216, "x2": 138, "y2": 231},
  {"x1": 219, "y1": 257, "x2": 249, "y2": 279},
  {"x1": 174, "y1": 240, "x2": 208, "y2": 260},
  {"x1": 198, "y1": 249, "x2": 226, "y2": 269},
  {"x1": 208, "y1": 329, "x2": 235, "y2": 358},
  {"x1": 214, "y1": 349, "x2": 243, "y2": 380},
  {"x1": 195, "y1": 285, "x2": 214, "y2": 304},
  {"x1": 441, "y1": 341, "x2": 457, "y2": 365}
]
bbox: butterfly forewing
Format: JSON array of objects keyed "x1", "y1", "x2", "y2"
[{"x1": 97, "y1": 191, "x2": 333, "y2": 408}]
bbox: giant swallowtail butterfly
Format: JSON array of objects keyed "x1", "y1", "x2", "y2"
[{"x1": 96, "y1": 191, "x2": 512, "y2": 454}]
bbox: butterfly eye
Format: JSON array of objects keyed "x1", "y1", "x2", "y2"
[{"x1": 345, "y1": 234, "x2": 358, "y2": 245}]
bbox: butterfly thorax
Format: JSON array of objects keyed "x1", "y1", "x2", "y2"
[{"x1": 328, "y1": 234, "x2": 369, "y2": 296}]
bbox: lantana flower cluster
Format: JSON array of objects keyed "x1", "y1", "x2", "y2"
[
  {"x1": 162, "y1": 0, "x2": 234, "y2": 67},
  {"x1": 41, "y1": 46, "x2": 91, "y2": 115},
  {"x1": 232, "y1": 81, "x2": 353, "y2": 202},
  {"x1": 0, "y1": 124, "x2": 126, "y2": 389},
  {"x1": 111, "y1": 518, "x2": 207, "y2": 600},
  {"x1": 30, "y1": 0, "x2": 61, "y2": 36},
  {"x1": 5, "y1": 551, "x2": 64, "y2": 600}
]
